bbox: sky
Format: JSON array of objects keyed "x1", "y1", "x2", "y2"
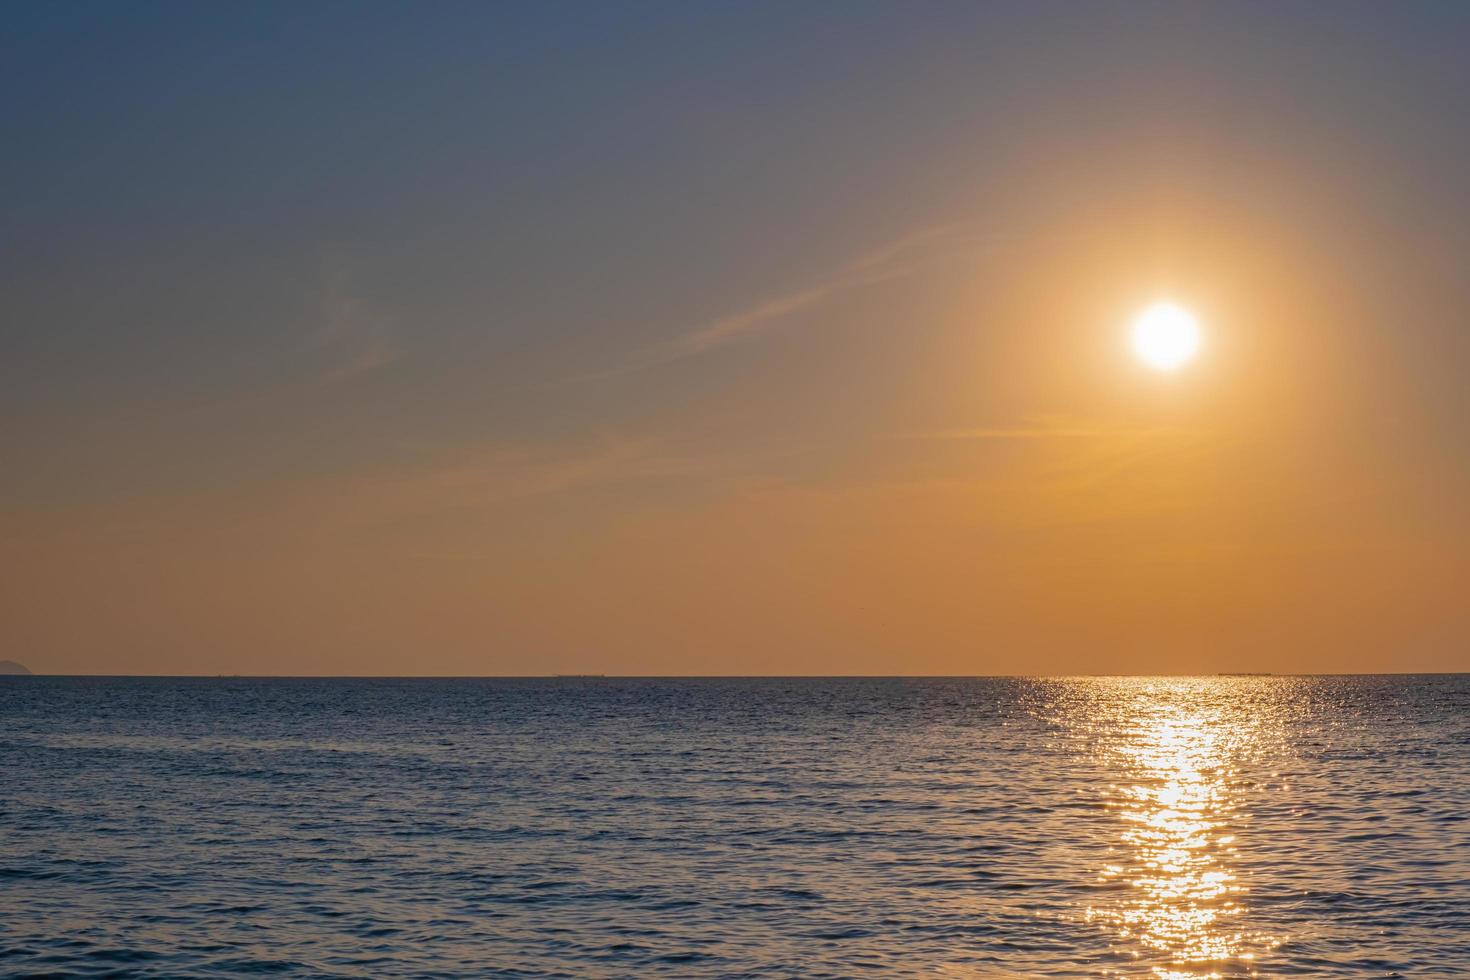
[{"x1": 4, "y1": 1, "x2": 1470, "y2": 676}]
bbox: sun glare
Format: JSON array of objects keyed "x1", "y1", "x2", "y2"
[{"x1": 1131, "y1": 301, "x2": 1202, "y2": 371}]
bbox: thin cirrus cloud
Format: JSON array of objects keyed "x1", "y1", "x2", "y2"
[
  {"x1": 894, "y1": 425, "x2": 1117, "y2": 440},
  {"x1": 579, "y1": 222, "x2": 983, "y2": 381},
  {"x1": 323, "y1": 435, "x2": 773, "y2": 528},
  {"x1": 305, "y1": 257, "x2": 399, "y2": 384},
  {"x1": 889, "y1": 413, "x2": 1195, "y2": 442}
]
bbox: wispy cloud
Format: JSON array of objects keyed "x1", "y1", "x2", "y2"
[
  {"x1": 323, "y1": 435, "x2": 770, "y2": 527},
  {"x1": 306, "y1": 256, "x2": 399, "y2": 383},
  {"x1": 890, "y1": 416, "x2": 1184, "y2": 441},
  {"x1": 582, "y1": 223, "x2": 978, "y2": 380},
  {"x1": 893, "y1": 426, "x2": 1115, "y2": 441}
]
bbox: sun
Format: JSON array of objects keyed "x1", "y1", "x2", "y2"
[{"x1": 1131, "y1": 301, "x2": 1202, "y2": 371}]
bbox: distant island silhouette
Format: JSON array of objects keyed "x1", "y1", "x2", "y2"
[{"x1": 0, "y1": 660, "x2": 32, "y2": 675}]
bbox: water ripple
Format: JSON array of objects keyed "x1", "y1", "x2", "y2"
[{"x1": 1, "y1": 675, "x2": 1467, "y2": 976}]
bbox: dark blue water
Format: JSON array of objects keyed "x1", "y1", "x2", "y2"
[{"x1": 2, "y1": 676, "x2": 1467, "y2": 977}]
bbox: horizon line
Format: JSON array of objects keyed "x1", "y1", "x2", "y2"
[{"x1": 4, "y1": 671, "x2": 1466, "y2": 679}]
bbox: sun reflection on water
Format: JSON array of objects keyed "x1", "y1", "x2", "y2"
[{"x1": 1079, "y1": 681, "x2": 1282, "y2": 977}]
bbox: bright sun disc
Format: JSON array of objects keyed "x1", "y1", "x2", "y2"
[{"x1": 1131, "y1": 301, "x2": 1201, "y2": 371}]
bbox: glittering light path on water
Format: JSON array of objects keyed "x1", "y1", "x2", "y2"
[{"x1": 1081, "y1": 681, "x2": 1282, "y2": 977}]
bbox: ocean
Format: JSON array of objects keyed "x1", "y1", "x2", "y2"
[{"x1": 2, "y1": 675, "x2": 1466, "y2": 977}]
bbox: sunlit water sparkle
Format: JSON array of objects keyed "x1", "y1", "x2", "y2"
[{"x1": 2, "y1": 675, "x2": 1467, "y2": 977}]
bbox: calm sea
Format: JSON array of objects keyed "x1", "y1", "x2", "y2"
[{"x1": 2, "y1": 676, "x2": 1467, "y2": 977}]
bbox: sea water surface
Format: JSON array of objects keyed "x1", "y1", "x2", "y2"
[{"x1": 2, "y1": 676, "x2": 1467, "y2": 977}]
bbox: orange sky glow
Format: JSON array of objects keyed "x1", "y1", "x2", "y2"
[{"x1": 4, "y1": 5, "x2": 1468, "y2": 675}]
